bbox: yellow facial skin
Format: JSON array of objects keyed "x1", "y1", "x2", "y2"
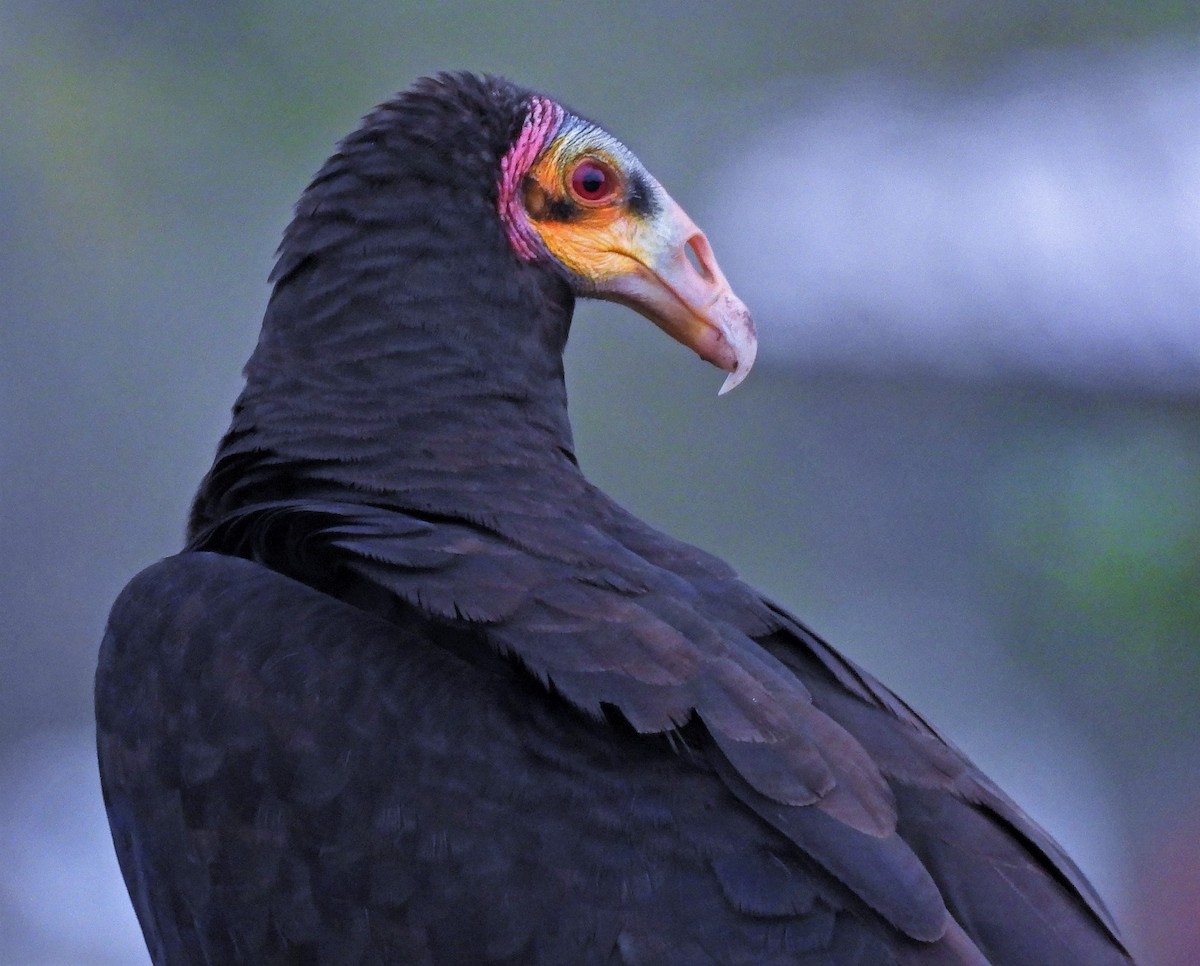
[
  {"x1": 521, "y1": 141, "x2": 654, "y2": 286},
  {"x1": 521, "y1": 128, "x2": 758, "y2": 394}
]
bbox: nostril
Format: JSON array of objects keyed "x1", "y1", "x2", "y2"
[{"x1": 685, "y1": 235, "x2": 715, "y2": 283}]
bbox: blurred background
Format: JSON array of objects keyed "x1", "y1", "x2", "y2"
[{"x1": 1, "y1": 2, "x2": 1197, "y2": 962}]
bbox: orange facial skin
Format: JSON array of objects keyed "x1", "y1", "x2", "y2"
[
  {"x1": 521, "y1": 126, "x2": 757, "y2": 393},
  {"x1": 523, "y1": 145, "x2": 652, "y2": 283}
]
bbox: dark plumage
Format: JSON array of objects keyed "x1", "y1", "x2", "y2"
[{"x1": 96, "y1": 73, "x2": 1133, "y2": 964}]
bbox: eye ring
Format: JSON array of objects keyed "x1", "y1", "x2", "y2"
[{"x1": 568, "y1": 157, "x2": 620, "y2": 205}]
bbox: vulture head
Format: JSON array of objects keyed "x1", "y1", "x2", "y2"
[{"x1": 496, "y1": 90, "x2": 756, "y2": 393}]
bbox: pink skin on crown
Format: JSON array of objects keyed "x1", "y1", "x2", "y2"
[{"x1": 498, "y1": 96, "x2": 564, "y2": 260}]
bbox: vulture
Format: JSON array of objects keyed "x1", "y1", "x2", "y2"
[{"x1": 96, "y1": 72, "x2": 1134, "y2": 965}]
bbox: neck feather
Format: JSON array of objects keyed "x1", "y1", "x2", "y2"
[{"x1": 190, "y1": 80, "x2": 584, "y2": 536}]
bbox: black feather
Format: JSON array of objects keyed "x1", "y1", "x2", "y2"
[{"x1": 99, "y1": 72, "x2": 1134, "y2": 965}]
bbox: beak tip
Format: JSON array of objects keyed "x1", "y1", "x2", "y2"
[
  {"x1": 717, "y1": 370, "x2": 743, "y2": 396},
  {"x1": 715, "y1": 300, "x2": 757, "y2": 396}
]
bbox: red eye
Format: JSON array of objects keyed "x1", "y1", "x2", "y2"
[{"x1": 569, "y1": 159, "x2": 618, "y2": 204}]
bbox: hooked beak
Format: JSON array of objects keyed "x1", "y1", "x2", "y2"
[{"x1": 595, "y1": 195, "x2": 757, "y2": 395}]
